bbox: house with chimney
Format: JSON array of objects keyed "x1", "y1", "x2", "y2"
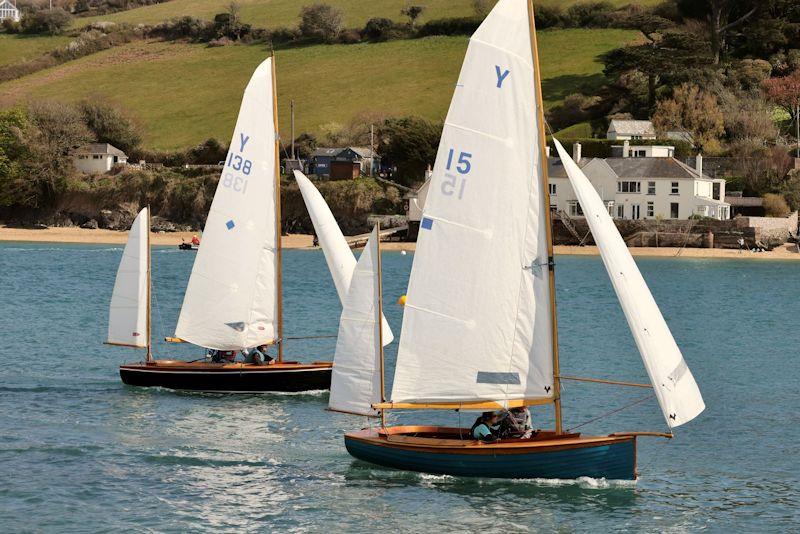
[
  {"x1": 548, "y1": 142, "x2": 730, "y2": 220},
  {"x1": 606, "y1": 119, "x2": 657, "y2": 141}
]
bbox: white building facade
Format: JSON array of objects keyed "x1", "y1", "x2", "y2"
[
  {"x1": 0, "y1": 0, "x2": 20, "y2": 22},
  {"x1": 606, "y1": 119, "x2": 657, "y2": 141},
  {"x1": 549, "y1": 146, "x2": 730, "y2": 221},
  {"x1": 73, "y1": 143, "x2": 128, "y2": 173}
]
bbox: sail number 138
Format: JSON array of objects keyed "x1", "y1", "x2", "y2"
[{"x1": 442, "y1": 148, "x2": 472, "y2": 199}]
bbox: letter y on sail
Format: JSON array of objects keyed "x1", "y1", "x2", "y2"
[{"x1": 553, "y1": 138, "x2": 705, "y2": 428}]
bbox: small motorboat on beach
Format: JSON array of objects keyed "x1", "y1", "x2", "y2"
[{"x1": 177, "y1": 242, "x2": 198, "y2": 251}]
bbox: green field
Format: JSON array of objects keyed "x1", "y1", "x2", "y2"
[
  {"x1": 0, "y1": 34, "x2": 72, "y2": 66},
  {"x1": 0, "y1": 28, "x2": 638, "y2": 149}
]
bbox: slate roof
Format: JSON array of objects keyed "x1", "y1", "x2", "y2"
[
  {"x1": 75, "y1": 143, "x2": 127, "y2": 157},
  {"x1": 348, "y1": 146, "x2": 376, "y2": 158},
  {"x1": 310, "y1": 147, "x2": 341, "y2": 158},
  {"x1": 725, "y1": 196, "x2": 763, "y2": 207},
  {"x1": 547, "y1": 157, "x2": 594, "y2": 178},
  {"x1": 605, "y1": 157, "x2": 711, "y2": 180},
  {"x1": 607, "y1": 119, "x2": 656, "y2": 136}
]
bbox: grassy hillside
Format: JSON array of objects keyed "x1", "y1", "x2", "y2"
[
  {"x1": 0, "y1": 34, "x2": 71, "y2": 66},
  {"x1": 0, "y1": 28, "x2": 639, "y2": 149}
]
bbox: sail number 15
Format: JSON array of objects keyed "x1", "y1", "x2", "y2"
[{"x1": 442, "y1": 148, "x2": 472, "y2": 199}]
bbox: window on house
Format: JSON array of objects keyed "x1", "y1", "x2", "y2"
[
  {"x1": 670, "y1": 202, "x2": 679, "y2": 218},
  {"x1": 549, "y1": 183, "x2": 556, "y2": 196},
  {"x1": 633, "y1": 150, "x2": 646, "y2": 157},
  {"x1": 617, "y1": 181, "x2": 641, "y2": 193},
  {"x1": 647, "y1": 201, "x2": 654, "y2": 217},
  {"x1": 568, "y1": 201, "x2": 583, "y2": 217},
  {"x1": 606, "y1": 202, "x2": 615, "y2": 217},
  {"x1": 93, "y1": 155, "x2": 102, "y2": 160},
  {"x1": 632, "y1": 135, "x2": 642, "y2": 140},
  {"x1": 631, "y1": 204, "x2": 641, "y2": 219},
  {"x1": 647, "y1": 181, "x2": 656, "y2": 195},
  {"x1": 671, "y1": 182, "x2": 679, "y2": 195},
  {"x1": 713, "y1": 182, "x2": 721, "y2": 200},
  {"x1": 616, "y1": 205, "x2": 625, "y2": 219}
]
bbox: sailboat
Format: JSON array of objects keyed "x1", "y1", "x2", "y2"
[
  {"x1": 332, "y1": 0, "x2": 704, "y2": 480},
  {"x1": 111, "y1": 57, "x2": 333, "y2": 393}
]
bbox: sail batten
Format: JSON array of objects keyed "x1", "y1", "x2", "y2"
[
  {"x1": 174, "y1": 58, "x2": 278, "y2": 351},
  {"x1": 107, "y1": 207, "x2": 149, "y2": 349},
  {"x1": 389, "y1": 0, "x2": 554, "y2": 407},
  {"x1": 328, "y1": 227, "x2": 383, "y2": 417},
  {"x1": 294, "y1": 170, "x2": 393, "y2": 345},
  {"x1": 553, "y1": 138, "x2": 705, "y2": 428}
]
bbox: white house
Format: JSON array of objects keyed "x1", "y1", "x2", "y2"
[
  {"x1": 73, "y1": 143, "x2": 128, "y2": 173},
  {"x1": 606, "y1": 119, "x2": 656, "y2": 141},
  {"x1": 0, "y1": 0, "x2": 20, "y2": 22},
  {"x1": 549, "y1": 145, "x2": 729, "y2": 220},
  {"x1": 611, "y1": 141, "x2": 674, "y2": 158}
]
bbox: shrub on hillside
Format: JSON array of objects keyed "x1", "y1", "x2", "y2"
[
  {"x1": 762, "y1": 193, "x2": 790, "y2": 217},
  {"x1": 1, "y1": 18, "x2": 21, "y2": 33},
  {"x1": 534, "y1": 5, "x2": 564, "y2": 29},
  {"x1": 22, "y1": 8, "x2": 72, "y2": 35},
  {"x1": 78, "y1": 99, "x2": 142, "y2": 154},
  {"x1": 379, "y1": 116, "x2": 441, "y2": 186},
  {"x1": 338, "y1": 28, "x2": 362, "y2": 44},
  {"x1": 547, "y1": 93, "x2": 601, "y2": 131},
  {"x1": 564, "y1": 1, "x2": 614, "y2": 28},
  {"x1": 266, "y1": 26, "x2": 302, "y2": 45},
  {"x1": 417, "y1": 17, "x2": 481, "y2": 37},
  {"x1": 150, "y1": 16, "x2": 213, "y2": 41},
  {"x1": 299, "y1": 3, "x2": 343, "y2": 43},
  {"x1": 363, "y1": 17, "x2": 407, "y2": 42}
]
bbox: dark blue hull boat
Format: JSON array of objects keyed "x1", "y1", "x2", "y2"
[{"x1": 345, "y1": 426, "x2": 637, "y2": 480}]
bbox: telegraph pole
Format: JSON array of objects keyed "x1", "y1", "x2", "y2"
[{"x1": 290, "y1": 99, "x2": 295, "y2": 160}]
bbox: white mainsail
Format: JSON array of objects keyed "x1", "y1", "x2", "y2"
[
  {"x1": 293, "y1": 170, "x2": 393, "y2": 345},
  {"x1": 553, "y1": 139, "x2": 705, "y2": 428},
  {"x1": 390, "y1": 0, "x2": 554, "y2": 407},
  {"x1": 175, "y1": 58, "x2": 278, "y2": 350},
  {"x1": 328, "y1": 227, "x2": 382, "y2": 416},
  {"x1": 107, "y1": 207, "x2": 149, "y2": 348}
]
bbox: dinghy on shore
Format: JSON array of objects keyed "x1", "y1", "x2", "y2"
[
  {"x1": 331, "y1": 0, "x2": 704, "y2": 480},
  {"x1": 109, "y1": 56, "x2": 332, "y2": 393}
]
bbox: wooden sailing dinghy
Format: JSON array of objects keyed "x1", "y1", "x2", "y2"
[
  {"x1": 332, "y1": 0, "x2": 705, "y2": 480},
  {"x1": 110, "y1": 57, "x2": 332, "y2": 393}
]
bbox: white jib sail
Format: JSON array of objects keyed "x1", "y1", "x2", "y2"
[
  {"x1": 107, "y1": 207, "x2": 149, "y2": 348},
  {"x1": 553, "y1": 139, "x2": 705, "y2": 428},
  {"x1": 175, "y1": 58, "x2": 278, "y2": 350},
  {"x1": 390, "y1": 0, "x2": 554, "y2": 406},
  {"x1": 293, "y1": 170, "x2": 393, "y2": 345},
  {"x1": 328, "y1": 227, "x2": 382, "y2": 416}
]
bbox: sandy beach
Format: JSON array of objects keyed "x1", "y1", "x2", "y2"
[{"x1": 1, "y1": 226, "x2": 798, "y2": 259}]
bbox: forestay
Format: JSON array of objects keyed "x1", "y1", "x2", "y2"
[
  {"x1": 553, "y1": 139, "x2": 705, "y2": 428},
  {"x1": 107, "y1": 207, "x2": 149, "y2": 348},
  {"x1": 293, "y1": 170, "x2": 393, "y2": 345},
  {"x1": 328, "y1": 227, "x2": 382, "y2": 416},
  {"x1": 390, "y1": 0, "x2": 554, "y2": 407},
  {"x1": 175, "y1": 58, "x2": 278, "y2": 350}
]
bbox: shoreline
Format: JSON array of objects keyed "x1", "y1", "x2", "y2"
[{"x1": 1, "y1": 226, "x2": 798, "y2": 259}]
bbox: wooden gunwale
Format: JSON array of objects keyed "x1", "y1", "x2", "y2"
[{"x1": 345, "y1": 426, "x2": 634, "y2": 455}]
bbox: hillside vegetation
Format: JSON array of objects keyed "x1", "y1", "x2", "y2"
[{"x1": 0, "y1": 29, "x2": 638, "y2": 149}]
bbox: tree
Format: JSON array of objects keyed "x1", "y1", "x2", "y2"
[
  {"x1": 379, "y1": 117, "x2": 440, "y2": 187},
  {"x1": 79, "y1": 99, "x2": 142, "y2": 154},
  {"x1": 400, "y1": 5, "x2": 425, "y2": 28},
  {"x1": 676, "y1": 0, "x2": 760, "y2": 63},
  {"x1": 779, "y1": 170, "x2": 800, "y2": 212},
  {"x1": 763, "y1": 71, "x2": 800, "y2": 156},
  {"x1": 22, "y1": 8, "x2": 72, "y2": 35},
  {"x1": 762, "y1": 193, "x2": 790, "y2": 217},
  {"x1": 652, "y1": 83, "x2": 725, "y2": 153},
  {"x1": 299, "y1": 3, "x2": 343, "y2": 43}
]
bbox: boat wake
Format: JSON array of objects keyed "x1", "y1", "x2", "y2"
[{"x1": 415, "y1": 473, "x2": 637, "y2": 489}]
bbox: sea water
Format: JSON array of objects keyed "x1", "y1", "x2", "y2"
[{"x1": 0, "y1": 243, "x2": 798, "y2": 531}]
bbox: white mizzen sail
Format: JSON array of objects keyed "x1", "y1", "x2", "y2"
[
  {"x1": 390, "y1": 0, "x2": 554, "y2": 407},
  {"x1": 175, "y1": 58, "x2": 278, "y2": 350},
  {"x1": 328, "y1": 227, "x2": 382, "y2": 416},
  {"x1": 553, "y1": 139, "x2": 705, "y2": 428},
  {"x1": 293, "y1": 170, "x2": 393, "y2": 345},
  {"x1": 107, "y1": 207, "x2": 149, "y2": 348}
]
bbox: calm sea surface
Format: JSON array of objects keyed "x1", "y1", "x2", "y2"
[{"x1": 0, "y1": 242, "x2": 798, "y2": 532}]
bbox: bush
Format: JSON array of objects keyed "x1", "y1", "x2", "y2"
[
  {"x1": 22, "y1": 8, "x2": 72, "y2": 35},
  {"x1": 547, "y1": 93, "x2": 601, "y2": 131},
  {"x1": 762, "y1": 193, "x2": 790, "y2": 217},
  {"x1": 149, "y1": 16, "x2": 213, "y2": 41},
  {"x1": 379, "y1": 116, "x2": 441, "y2": 186},
  {"x1": 417, "y1": 17, "x2": 481, "y2": 37},
  {"x1": 338, "y1": 28, "x2": 361, "y2": 44},
  {"x1": 564, "y1": 1, "x2": 614, "y2": 28},
  {"x1": 79, "y1": 99, "x2": 142, "y2": 153},
  {"x1": 779, "y1": 170, "x2": 800, "y2": 212},
  {"x1": 363, "y1": 17, "x2": 406, "y2": 42},
  {"x1": 534, "y1": 5, "x2": 564, "y2": 29},
  {"x1": 299, "y1": 3, "x2": 343, "y2": 43},
  {"x1": 545, "y1": 137, "x2": 694, "y2": 159},
  {"x1": 266, "y1": 26, "x2": 302, "y2": 45},
  {"x1": 1, "y1": 18, "x2": 21, "y2": 33}
]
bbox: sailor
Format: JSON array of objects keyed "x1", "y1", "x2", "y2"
[
  {"x1": 245, "y1": 345, "x2": 274, "y2": 365},
  {"x1": 191, "y1": 234, "x2": 200, "y2": 246},
  {"x1": 499, "y1": 407, "x2": 535, "y2": 439},
  {"x1": 470, "y1": 411, "x2": 500, "y2": 442}
]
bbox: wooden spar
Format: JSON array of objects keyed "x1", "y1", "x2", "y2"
[
  {"x1": 271, "y1": 53, "x2": 284, "y2": 363},
  {"x1": 559, "y1": 375, "x2": 653, "y2": 389},
  {"x1": 146, "y1": 205, "x2": 153, "y2": 363},
  {"x1": 527, "y1": 0, "x2": 562, "y2": 433},
  {"x1": 609, "y1": 431, "x2": 673, "y2": 439},
  {"x1": 164, "y1": 337, "x2": 187, "y2": 343},
  {"x1": 105, "y1": 341, "x2": 148, "y2": 349},
  {"x1": 373, "y1": 397, "x2": 555, "y2": 411},
  {"x1": 375, "y1": 222, "x2": 387, "y2": 427}
]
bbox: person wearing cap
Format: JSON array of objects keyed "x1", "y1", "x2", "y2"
[
  {"x1": 500, "y1": 406, "x2": 535, "y2": 439},
  {"x1": 470, "y1": 411, "x2": 500, "y2": 442},
  {"x1": 191, "y1": 234, "x2": 200, "y2": 246}
]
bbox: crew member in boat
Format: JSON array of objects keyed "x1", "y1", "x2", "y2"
[
  {"x1": 244, "y1": 345, "x2": 275, "y2": 365},
  {"x1": 499, "y1": 407, "x2": 535, "y2": 439},
  {"x1": 470, "y1": 411, "x2": 500, "y2": 442}
]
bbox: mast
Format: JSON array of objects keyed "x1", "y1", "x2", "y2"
[
  {"x1": 375, "y1": 222, "x2": 386, "y2": 426},
  {"x1": 146, "y1": 205, "x2": 153, "y2": 363},
  {"x1": 527, "y1": 0, "x2": 562, "y2": 434},
  {"x1": 271, "y1": 54, "x2": 284, "y2": 362}
]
